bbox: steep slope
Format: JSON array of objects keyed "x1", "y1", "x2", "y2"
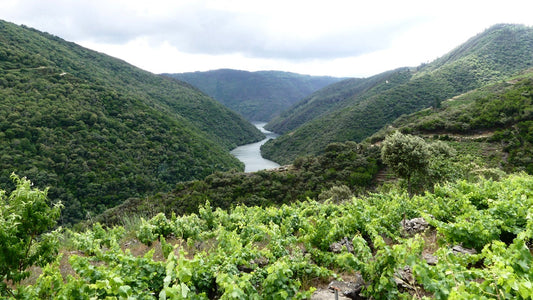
[
  {"x1": 164, "y1": 69, "x2": 343, "y2": 121},
  {"x1": 370, "y1": 68, "x2": 533, "y2": 173},
  {"x1": 265, "y1": 68, "x2": 410, "y2": 134},
  {"x1": 262, "y1": 24, "x2": 533, "y2": 164},
  {"x1": 0, "y1": 20, "x2": 263, "y2": 223}
]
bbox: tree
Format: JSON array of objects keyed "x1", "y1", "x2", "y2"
[
  {"x1": 380, "y1": 131, "x2": 431, "y2": 196},
  {"x1": 0, "y1": 174, "x2": 62, "y2": 297}
]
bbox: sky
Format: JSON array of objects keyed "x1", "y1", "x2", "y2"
[{"x1": 1, "y1": 0, "x2": 533, "y2": 78}]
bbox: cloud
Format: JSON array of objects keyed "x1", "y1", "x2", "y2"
[
  {"x1": 3, "y1": 0, "x2": 533, "y2": 77},
  {"x1": 1, "y1": 0, "x2": 425, "y2": 61}
]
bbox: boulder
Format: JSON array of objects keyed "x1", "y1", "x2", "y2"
[
  {"x1": 311, "y1": 289, "x2": 351, "y2": 300},
  {"x1": 394, "y1": 266, "x2": 415, "y2": 291},
  {"x1": 422, "y1": 253, "x2": 438, "y2": 265}
]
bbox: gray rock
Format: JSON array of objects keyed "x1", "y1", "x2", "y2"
[
  {"x1": 327, "y1": 275, "x2": 365, "y2": 299},
  {"x1": 422, "y1": 253, "x2": 438, "y2": 265},
  {"x1": 401, "y1": 217, "x2": 430, "y2": 235},
  {"x1": 452, "y1": 245, "x2": 477, "y2": 255},
  {"x1": 329, "y1": 237, "x2": 354, "y2": 253},
  {"x1": 394, "y1": 266, "x2": 414, "y2": 290},
  {"x1": 311, "y1": 288, "x2": 351, "y2": 300}
]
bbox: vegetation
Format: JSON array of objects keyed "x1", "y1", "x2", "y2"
[
  {"x1": 1, "y1": 174, "x2": 62, "y2": 297},
  {"x1": 371, "y1": 68, "x2": 533, "y2": 174},
  {"x1": 381, "y1": 132, "x2": 431, "y2": 196},
  {"x1": 381, "y1": 132, "x2": 456, "y2": 196},
  {"x1": 0, "y1": 20, "x2": 264, "y2": 224},
  {"x1": 4, "y1": 172, "x2": 533, "y2": 299},
  {"x1": 93, "y1": 141, "x2": 381, "y2": 226},
  {"x1": 3, "y1": 18, "x2": 533, "y2": 299},
  {"x1": 263, "y1": 24, "x2": 533, "y2": 164},
  {"x1": 164, "y1": 69, "x2": 343, "y2": 121},
  {"x1": 265, "y1": 68, "x2": 408, "y2": 134}
]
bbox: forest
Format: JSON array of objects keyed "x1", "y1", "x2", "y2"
[
  {"x1": 164, "y1": 69, "x2": 343, "y2": 122},
  {"x1": 2, "y1": 19, "x2": 533, "y2": 299},
  {"x1": 0, "y1": 20, "x2": 263, "y2": 224}
]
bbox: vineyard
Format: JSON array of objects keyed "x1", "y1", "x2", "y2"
[{"x1": 3, "y1": 172, "x2": 533, "y2": 299}]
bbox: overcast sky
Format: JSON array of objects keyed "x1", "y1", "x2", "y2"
[{"x1": 2, "y1": 0, "x2": 533, "y2": 77}]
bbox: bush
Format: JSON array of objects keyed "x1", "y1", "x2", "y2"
[{"x1": 0, "y1": 174, "x2": 62, "y2": 296}]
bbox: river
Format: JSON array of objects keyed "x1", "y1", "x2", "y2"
[{"x1": 230, "y1": 122, "x2": 280, "y2": 172}]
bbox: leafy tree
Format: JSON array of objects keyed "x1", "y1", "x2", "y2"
[
  {"x1": 0, "y1": 174, "x2": 62, "y2": 297},
  {"x1": 381, "y1": 131, "x2": 431, "y2": 196}
]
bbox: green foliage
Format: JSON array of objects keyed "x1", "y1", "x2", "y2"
[
  {"x1": 0, "y1": 174, "x2": 61, "y2": 296},
  {"x1": 0, "y1": 20, "x2": 264, "y2": 224},
  {"x1": 381, "y1": 132, "x2": 457, "y2": 195},
  {"x1": 95, "y1": 141, "x2": 381, "y2": 225},
  {"x1": 374, "y1": 70, "x2": 533, "y2": 174},
  {"x1": 263, "y1": 24, "x2": 533, "y2": 164},
  {"x1": 8, "y1": 173, "x2": 533, "y2": 299},
  {"x1": 381, "y1": 132, "x2": 431, "y2": 194},
  {"x1": 166, "y1": 69, "x2": 343, "y2": 121}
]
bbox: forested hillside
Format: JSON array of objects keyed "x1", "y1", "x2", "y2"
[
  {"x1": 0, "y1": 20, "x2": 264, "y2": 224},
  {"x1": 263, "y1": 24, "x2": 533, "y2": 164},
  {"x1": 93, "y1": 141, "x2": 381, "y2": 226},
  {"x1": 164, "y1": 69, "x2": 343, "y2": 121},
  {"x1": 370, "y1": 68, "x2": 533, "y2": 174},
  {"x1": 5, "y1": 20, "x2": 533, "y2": 298}
]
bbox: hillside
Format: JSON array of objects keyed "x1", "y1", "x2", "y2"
[
  {"x1": 265, "y1": 68, "x2": 405, "y2": 134},
  {"x1": 369, "y1": 68, "x2": 533, "y2": 174},
  {"x1": 0, "y1": 20, "x2": 264, "y2": 224},
  {"x1": 93, "y1": 141, "x2": 381, "y2": 225},
  {"x1": 164, "y1": 69, "x2": 343, "y2": 121},
  {"x1": 6, "y1": 171, "x2": 533, "y2": 299},
  {"x1": 262, "y1": 24, "x2": 533, "y2": 164}
]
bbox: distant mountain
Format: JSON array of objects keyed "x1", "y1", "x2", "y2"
[
  {"x1": 163, "y1": 69, "x2": 343, "y2": 121},
  {"x1": 0, "y1": 20, "x2": 263, "y2": 223},
  {"x1": 262, "y1": 24, "x2": 533, "y2": 164}
]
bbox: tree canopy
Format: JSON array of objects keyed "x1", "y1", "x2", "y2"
[{"x1": 381, "y1": 131, "x2": 431, "y2": 195}]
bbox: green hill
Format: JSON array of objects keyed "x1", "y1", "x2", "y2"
[
  {"x1": 0, "y1": 20, "x2": 264, "y2": 224},
  {"x1": 164, "y1": 69, "x2": 343, "y2": 121},
  {"x1": 369, "y1": 68, "x2": 533, "y2": 174},
  {"x1": 263, "y1": 24, "x2": 533, "y2": 164}
]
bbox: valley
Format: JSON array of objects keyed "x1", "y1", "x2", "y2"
[
  {"x1": 1, "y1": 19, "x2": 533, "y2": 299},
  {"x1": 164, "y1": 70, "x2": 343, "y2": 122},
  {"x1": 262, "y1": 24, "x2": 533, "y2": 165},
  {"x1": 230, "y1": 122, "x2": 280, "y2": 172}
]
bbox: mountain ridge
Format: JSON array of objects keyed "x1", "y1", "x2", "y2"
[
  {"x1": 262, "y1": 23, "x2": 533, "y2": 164},
  {"x1": 164, "y1": 69, "x2": 343, "y2": 121},
  {"x1": 0, "y1": 20, "x2": 263, "y2": 223}
]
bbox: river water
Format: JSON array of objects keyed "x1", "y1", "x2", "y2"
[{"x1": 230, "y1": 122, "x2": 280, "y2": 172}]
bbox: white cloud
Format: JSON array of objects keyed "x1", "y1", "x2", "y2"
[{"x1": 1, "y1": 0, "x2": 533, "y2": 77}]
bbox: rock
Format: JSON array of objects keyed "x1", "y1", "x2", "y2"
[
  {"x1": 394, "y1": 266, "x2": 414, "y2": 291},
  {"x1": 327, "y1": 275, "x2": 365, "y2": 299},
  {"x1": 329, "y1": 237, "x2": 354, "y2": 253},
  {"x1": 422, "y1": 253, "x2": 438, "y2": 265},
  {"x1": 236, "y1": 264, "x2": 254, "y2": 273},
  {"x1": 452, "y1": 245, "x2": 477, "y2": 255},
  {"x1": 401, "y1": 217, "x2": 430, "y2": 235},
  {"x1": 311, "y1": 288, "x2": 351, "y2": 300}
]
